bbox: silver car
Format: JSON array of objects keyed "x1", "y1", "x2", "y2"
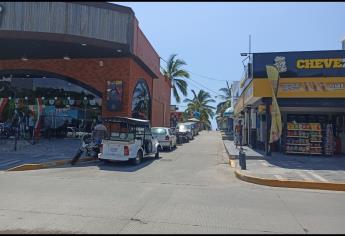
[{"x1": 151, "y1": 127, "x2": 177, "y2": 151}]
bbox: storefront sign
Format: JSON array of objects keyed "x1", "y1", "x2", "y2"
[
  {"x1": 106, "y1": 80, "x2": 123, "y2": 111},
  {"x1": 278, "y1": 77, "x2": 345, "y2": 98},
  {"x1": 253, "y1": 50, "x2": 345, "y2": 78}
]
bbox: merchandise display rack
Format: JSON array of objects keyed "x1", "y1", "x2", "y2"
[
  {"x1": 286, "y1": 122, "x2": 322, "y2": 155},
  {"x1": 324, "y1": 124, "x2": 335, "y2": 155}
]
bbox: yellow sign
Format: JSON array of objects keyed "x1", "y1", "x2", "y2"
[
  {"x1": 266, "y1": 65, "x2": 282, "y2": 144},
  {"x1": 233, "y1": 76, "x2": 345, "y2": 116},
  {"x1": 278, "y1": 77, "x2": 345, "y2": 97},
  {"x1": 243, "y1": 83, "x2": 253, "y2": 104},
  {"x1": 296, "y1": 58, "x2": 345, "y2": 69}
]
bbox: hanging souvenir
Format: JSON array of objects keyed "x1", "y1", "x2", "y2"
[
  {"x1": 55, "y1": 99, "x2": 61, "y2": 106},
  {"x1": 0, "y1": 97, "x2": 9, "y2": 114},
  {"x1": 89, "y1": 99, "x2": 96, "y2": 106},
  {"x1": 49, "y1": 99, "x2": 55, "y2": 105},
  {"x1": 63, "y1": 99, "x2": 69, "y2": 106},
  {"x1": 69, "y1": 99, "x2": 75, "y2": 105}
]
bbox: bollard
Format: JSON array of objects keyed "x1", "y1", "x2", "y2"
[{"x1": 239, "y1": 148, "x2": 246, "y2": 170}]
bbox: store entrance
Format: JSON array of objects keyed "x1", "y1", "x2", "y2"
[
  {"x1": 284, "y1": 113, "x2": 345, "y2": 156},
  {"x1": 0, "y1": 70, "x2": 102, "y2": 139}
]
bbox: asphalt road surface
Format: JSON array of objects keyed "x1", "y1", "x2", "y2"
[{"x1": 0, "y1": 131, "x2": 344, "y2": 234}]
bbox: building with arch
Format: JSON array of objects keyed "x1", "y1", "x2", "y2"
[{"x1": 0, "y1": 2, "x2": 171, "y2": 135}]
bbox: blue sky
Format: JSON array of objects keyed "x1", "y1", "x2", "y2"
[{"x1": 115, "y1": 2, "x2": 345, "y2": 129}]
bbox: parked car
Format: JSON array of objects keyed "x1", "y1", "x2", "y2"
[
  {"x1": 186, "y1": 122, "x2": 199, "y2": 137},
  {"x1": 98, "y1": 117, "x2": 161, "y2": 165},
  {"x1": 151, "y1": 127, "x2": 177, "y2": 151},
  {"x1": 176, "y1": 123, "x2": 193, "y2": 143}
]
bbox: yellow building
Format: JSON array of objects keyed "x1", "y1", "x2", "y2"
[{"x1": 235, "y1": 50, "x2": 345, "y2": 156}]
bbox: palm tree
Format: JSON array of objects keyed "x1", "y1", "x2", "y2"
[
  {"x1": 215, "y1": 87, "x2": 232, "y2": 130},
  {"x1": 184, "y1": 89, "x2": 215, "y2": 130},
  {"x1": 216, "y1": 87, "x2": 231, "y2": 117},
  {"x1": 162, "y1": 54, "x2": 190, "y2": 103}
]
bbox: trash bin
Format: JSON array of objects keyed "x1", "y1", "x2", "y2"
[{"x1": 239, "y1": 148, "x2": 246, "y2": 170}]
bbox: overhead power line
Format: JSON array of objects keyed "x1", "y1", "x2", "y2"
[
  {"x1": 160, "y1": 57, "x2": 227, "y2": 82},
  {"x1": 159, "y1": 57, "x2": 224, "y2": 97}
]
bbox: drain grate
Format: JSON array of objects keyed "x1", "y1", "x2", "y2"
[{"x1": 160, "y1": 159, "x2": 173, "y2": 162}]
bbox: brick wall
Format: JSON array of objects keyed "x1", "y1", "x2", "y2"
[
  {"x1": 133, "y1": 17, "x2": 161, "y2": 77},
  {"x1": 0, "y1": 57, "x2": 171, "y2": 125},
  {"x1": 152, "y1": 74, "x2": 171, "y2": 127}
]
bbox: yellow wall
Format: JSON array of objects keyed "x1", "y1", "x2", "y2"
[
  {"x1": 250, "y1": 77, "x2": 345, "y2": 98},
  {"x1": 234, "y1": 76, "x2": 345, "y2": 115}
]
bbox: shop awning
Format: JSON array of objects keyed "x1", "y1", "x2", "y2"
[{"x1": 224, "y1": 107, "x2": 234, "y2": 117}]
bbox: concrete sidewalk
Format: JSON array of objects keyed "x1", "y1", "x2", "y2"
[
  {"x1": 0, "y1": 138, "x2": 83, "y2": 170},
  {"x1": 223, "y1": 139, "x2": 345, "y2": 191}
]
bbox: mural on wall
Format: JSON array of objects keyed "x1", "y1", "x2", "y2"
[
  {"x1": 106, "y1": 80, "x2": 123, "y2": 111},
  {"x1": 131, "y1": 80, "x2": 151, "y2": 120}
]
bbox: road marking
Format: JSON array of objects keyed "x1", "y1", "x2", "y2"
[
  {"x1": 274, "y1": 174, "x2": 284, "y2": 180},
  {"x1": 0, "y1": 159, "x2": 21, "y2": 167},
  {"x1": 297, "y1": 171, "x2": 314, "y2": 181},
  {"x1": 306, "y1": 170, "x2": 329, "y2": 182}
]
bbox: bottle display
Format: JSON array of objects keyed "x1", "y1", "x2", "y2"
[{"x1": 286, "y1": 122, "x2": 322, "y2": 155}]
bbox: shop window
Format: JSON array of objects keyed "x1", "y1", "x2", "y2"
[{"x1": 0, "y1": 74, "x2": 102, "y2": 134}]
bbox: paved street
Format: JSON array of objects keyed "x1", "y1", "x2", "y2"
[{"x1": 1, "y1": 131, "x2": 345, "y2": 234}]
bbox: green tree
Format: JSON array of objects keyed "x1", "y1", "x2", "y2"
[
  {"x1": 162, "y1": 54, "x2": 190, "y2": 103},
  {"x1": 184, "y1": 89, "x2": 215, "y2": 130},
  {"x1": 216, "y1": 87, "x2": 231, "y2": 117}
]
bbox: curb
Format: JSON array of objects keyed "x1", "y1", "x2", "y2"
[
  {"x1": 234, "y1": 169, "x2": 345, "y2": 192},
  {"x1": 222, "y1": 141, "x2": 236, "y2": 168},
  {"x1": 6, "y1": 157, "x2": 97, "y2": 172}
]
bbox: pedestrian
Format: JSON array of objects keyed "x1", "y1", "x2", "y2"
[
  {"x1": 92, "y1": 120, "x2": 108, "y2": 145},
  {"x1": 235, "y1": 120, "x2": 243, "y2": 149},
  {"x1": 28, "y1": 112, "x2": 36, "y2": 144},
  {"x1": 18, "y1": 110, "x2": 25, "y2": 137}
]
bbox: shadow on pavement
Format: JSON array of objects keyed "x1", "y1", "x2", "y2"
[
  {"x1": 240, "y1": 147, "x2": 345, "y2": 171},
  {"x1": 65, "y1": 156, "x2": 158, "y2": 172},
  {"x1": 224, "y1": 134, "x2": 345, "y2": 172},
  {"x1": 97, "y1": 156, "x2": 157, "y2": 172}
]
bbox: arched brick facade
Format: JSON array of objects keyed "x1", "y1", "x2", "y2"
[{"x1": 0, "y1": 57, "x2": 157, "y2": 120}]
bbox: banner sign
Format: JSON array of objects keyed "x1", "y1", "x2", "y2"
[
  {"x1": 266, "y1": 65, "x2": 282, "y2": 144},
  {"x1": 253, "y1": 50, "x2": 345, "y2": 78},
  {"x1": 277, "y1": 77, "x2": 345, "y2": 98},
  {"x1": 106, "y1": 80, "x2": 123, "y2": 111},
  {"x1": 280, "y1": 81, "x2": 344, "y2": 93}
]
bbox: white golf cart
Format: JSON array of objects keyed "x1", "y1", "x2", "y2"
[{"x1": 98, "y1": 117, "x2": 161, "y2": 165}]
